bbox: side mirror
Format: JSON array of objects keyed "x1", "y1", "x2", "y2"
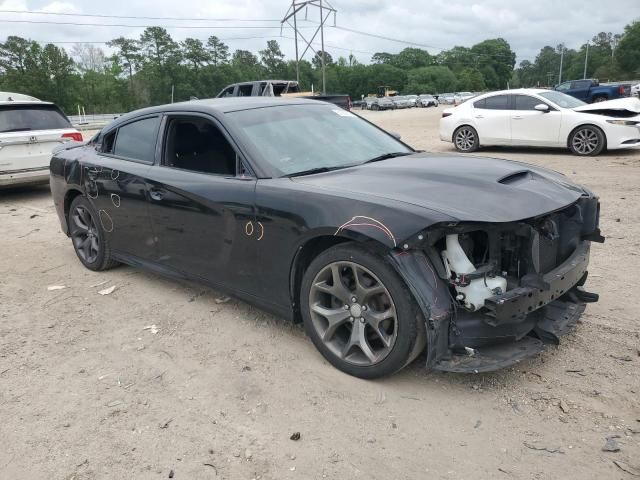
[
  {"x1": 389, "y1": 132, "x2": 402, "y2": 140},
  {"x1": 534, "y1": 104, "x2": 550, "y2": 112}
]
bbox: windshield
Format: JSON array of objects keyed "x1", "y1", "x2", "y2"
[
  {"x1": 0, "y1": 104, "x2": 70, "y2": 132},
  {"x1": 539, "y1": 91, "x2": 586, "y2": 108},
  {"x1": 228, "y1": 105, "x2": 411, "y2": 177}
]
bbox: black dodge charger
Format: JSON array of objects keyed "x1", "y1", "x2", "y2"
[{"x1": 50, "y1": 97, "x2": 603, "y2": 378}]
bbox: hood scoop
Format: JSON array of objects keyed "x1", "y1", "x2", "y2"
[{"x1": 498, "y1": 170, "x2": 539, "y2": 185}]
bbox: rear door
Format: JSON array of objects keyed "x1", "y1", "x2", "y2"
[
  {"x1": 510, "y1": 95, "x2": 562, "y2": 146},
  {"x1": 0, "y1": 103, "x2": 79, "y2": 173},
  {"x1": 472, "y1": 94, "x2": 512, "y2": 145},
  {"x1": 82, "y1": 115, "x2": 160, "y2": 259}
]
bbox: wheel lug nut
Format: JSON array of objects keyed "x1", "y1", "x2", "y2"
[
  {"x1": 362, "y1": 305, "x2": 367, "y2": 311},
  {"x1": 349, "y1": 317, "x2": 354, "y2": 322},
  {"x1": 351, "y1": 297, "x2": 357, "y2": 303},
  {"x1": 344, "y1": 305, "x2": 349, "y2": 310}
]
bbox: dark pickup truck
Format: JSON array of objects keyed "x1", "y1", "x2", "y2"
[
  {"x1": 217, "y1": 80, "x2": 352, "y2": 111},
  {"x1": 554, "y1": 79, "x2": 631, "y2": 103}
]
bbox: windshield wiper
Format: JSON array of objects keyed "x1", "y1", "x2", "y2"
[
  {"x1": 362, "y1": 151, "x2": 412, "y2": 164},
  {"x1": 282, "y1": 165, "x2": 353, "y2": 178}
]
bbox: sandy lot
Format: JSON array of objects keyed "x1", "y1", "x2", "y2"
[{"x1": 1, "y1": 107, "x2": 639, "y2": 479}]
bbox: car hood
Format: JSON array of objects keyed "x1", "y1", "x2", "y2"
[
  {"x1": 572, "y1": 97, "x2": 640, "y2": 116},
  {"x1": 292, "y1": 153, "x2": 586, "y2": 223}
]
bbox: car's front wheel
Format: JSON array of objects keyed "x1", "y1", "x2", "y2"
[
  {"x1": 69, "y1": 196, "x2": 119, "y2": 271},
  {"x1": 301, "y1": 244, "x2": 426, "y2": 379},
  {"x1": 453, "y1": 125, "x2": 479, "y2": 152},
  {"x1": 569, "y1": 125, "x2": 605, "y2": 156}
]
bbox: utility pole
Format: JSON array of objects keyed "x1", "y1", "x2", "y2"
[
  {"x1": 281, "y1": 0, "x2": 337, "y2": 95},
  {"x1": 583, "y1": 43, "x2": 589, "y2": 79},
  {"x1": 319, "y1": 0, "x2": 326, "y2": 94},
  {"x1": 558, "y1": 47, "x2": 564, "y2": 84}
]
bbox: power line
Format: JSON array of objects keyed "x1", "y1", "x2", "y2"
[
  {"x1": 330, "y1": 25, "x2": 438, "y2": 50},
  {"x1": 0, "y1": 9, "x2": 281, "y2": 22},
  {"x1": 0, "y1": 18, "x2": 316, "y2": 30}
]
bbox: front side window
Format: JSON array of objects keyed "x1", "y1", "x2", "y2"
[
  {"x1": 474, "y1": 95, "x2": 510, "y2": 110},
  {"x1": 228, "y1": 104, "x2": 411, "y2": 177},
  {"x1": 164, "y1": 117, "x2": 237, "y2": 176},
  {"x1": 112, "y1": 116, "x2": 160, "y2": 163},
  {"x1": 219, "y1": 86, "x2": 235, "y2": 98},
  {"x1": 556, "y1": 82, "x2": 571, "y2": 91},
  {"x1": 570, "y1": 80, "x2": 590, "y2": 89},
  {"x1": 514, "y1": 95, "x2": 547, "y2": 110}
]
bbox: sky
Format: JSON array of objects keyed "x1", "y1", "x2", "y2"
[{"x1": 0, "y1": 0, "x2": 638, "y2": 64}]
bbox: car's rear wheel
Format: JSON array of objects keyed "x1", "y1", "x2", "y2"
[
  {"x1": 569, "y1": 125, "x2": 605, "y2": 156},
  {"x1": 69, "y1": 196, "x2": 118, "y2": 271},
  {"x1": 592, "y1": 96, "x2": 607, "y2": 103},
  {"x1": 453, "y1": 125, "x2": 479, "y2": 152},
  {"x1": 301, "y1": 244, "x2": 426, "y2": 379}
]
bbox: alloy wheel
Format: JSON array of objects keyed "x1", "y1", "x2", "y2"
[
  {"x1": 308, "y1": 261, "x2": 398, "y2": 366},
  {"x1": 572, "y1": 128, "x2": 599, "y2": 155},
  {"x1": 71, "y1": 205, "x2": 100, "y2": 264},
  {"x1": 455, "y1": 127, "x2": 476, "y2": 151}
]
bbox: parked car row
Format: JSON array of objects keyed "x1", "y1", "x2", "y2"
[
  {"x1": 437, "y1": 92, "x2": 477, "y2": 105},
  {"x1": 362, "y1": 94, "x2": 440, "y2": 111}
]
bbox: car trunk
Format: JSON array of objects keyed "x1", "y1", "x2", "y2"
[{"x1": 0, "y1": 103, "x2": 79, "y2": 172}]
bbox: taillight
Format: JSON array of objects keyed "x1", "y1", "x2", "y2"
[
  {"x1": 442, "y1": 112, "x2": 452, "y2": 118},
  {"x1": 619, "y1": 85, "x2": 625, "y2": 95},
  {"x1": 62, "y1": 132, "x2": 83, "y2": 142},
  {"x1": 347, "y1": 97, "x2": 352, "y2": 111}
]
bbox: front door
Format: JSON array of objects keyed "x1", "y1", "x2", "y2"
[
  {"x1": 510, "y1": 95, "x2": 563, "y2": 146},
  {"x1": 144, "y1": 114, "x2": 259, "y2": 295}
]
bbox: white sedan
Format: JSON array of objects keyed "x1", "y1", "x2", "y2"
[{"x1": 439, "y1": 88, "x2": 640, "y2": 156}]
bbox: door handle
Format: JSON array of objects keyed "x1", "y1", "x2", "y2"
[
  {"x1": 149, "y1": 188, "x2": 165, "y2": 201},
  {"x1": 512, "y1": 116, "x2": 523, "y2": 120},
  {"x1": 474, "y1": 115, "x2": 484, "y2": 119}
]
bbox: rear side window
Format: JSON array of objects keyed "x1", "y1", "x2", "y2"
[
  {"x1": 112, "y1": 116, "x2": 160, "y2": 163},
  {"x1": 474, "y1": 95, "x2": 510, "y2": 110},
  {"x1": 0, "y1": 104, "x2": 71, "y2": 132},
  {"x1": 514, "y1": 95, "x2": 545, "y2": 110},
  {"x1": 238, "y1": 84, "x2": 253, "y2": 96}
]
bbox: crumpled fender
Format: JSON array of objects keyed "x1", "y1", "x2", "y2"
[{"x1": 387, "y1": 249, "x2": 452, "y2": 369}]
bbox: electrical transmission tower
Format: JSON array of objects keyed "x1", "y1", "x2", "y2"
[{"x1": 281, "y1": 0, "x2": 337, "y2": 94}]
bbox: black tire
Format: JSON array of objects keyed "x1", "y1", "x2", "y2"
[
  {"x1": 568, "y1": 125, "x2": 606, "y2": 156},
  {"x1": 592, "y1": 96, "x2": 607, "y2": 103},
  {"x1": 372, "y1": 103, "x2": 379, "y2": 111},
  {"x1": 301, "y1": 243, "x2": 426, "y2": 379},
  {"x1": 453, "y1": 125, "x2": 480, "y2": 152},
  {"x1": 68, "y1": 196, "x2": 119, "y2": 271}
]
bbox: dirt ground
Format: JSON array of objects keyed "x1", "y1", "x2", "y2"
[{"x1": 1, "y1": 107, "x2": 639, "y2": 480}]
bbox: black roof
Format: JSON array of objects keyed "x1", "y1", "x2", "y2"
[{"x1": 110, "y1": 97, "x2": 323, "y2": 128}]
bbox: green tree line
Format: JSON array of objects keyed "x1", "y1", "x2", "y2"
[{"x1": 0, "y1": 21, "x2": 638, "y2": 115}]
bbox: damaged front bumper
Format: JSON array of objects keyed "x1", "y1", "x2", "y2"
[
  {"x1": 392, "y1": 245, "x2": 598, "y2": 373},
  {"x1": 389, "y1": 195, "x2": 604, "y2": 374}
]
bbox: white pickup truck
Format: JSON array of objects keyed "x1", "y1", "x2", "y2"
[{"x1": 0, "y1": 92, "x2": 83, "y2": 188}]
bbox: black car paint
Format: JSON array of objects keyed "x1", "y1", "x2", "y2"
[{"x1": 50, "y1": 97, "x2": 601, "y2": 371}]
